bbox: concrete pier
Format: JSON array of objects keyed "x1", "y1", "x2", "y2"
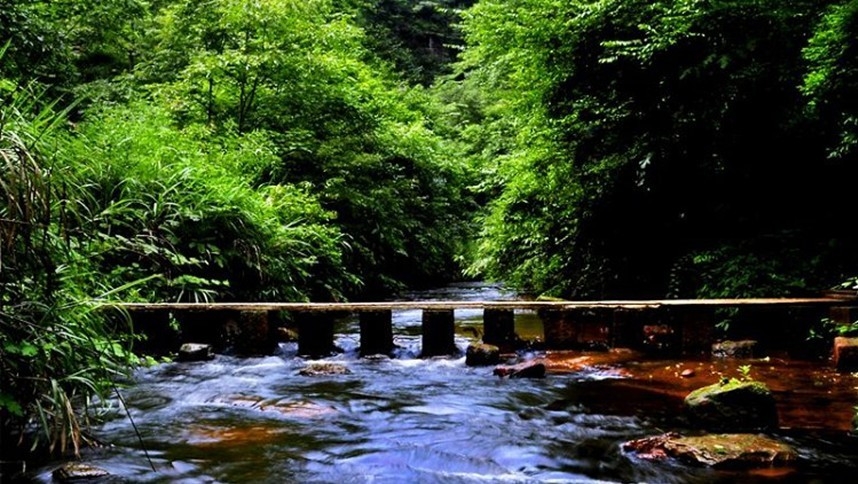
[
  {"x1": 360, "y1": 310, "x2": 394, "y2": 357},
  {"x1": 422, "y1": 309, "x2": 457, "y2": 357},
  {"x1": 483, "y1": 308, "x2": 516, "y2": 349},
  {"x1": 296, "y1": 313, "x2": 337, "y2": 358}
]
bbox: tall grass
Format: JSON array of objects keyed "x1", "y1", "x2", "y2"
[
  {"x1": 1, "y1": 76, "x2": 137, "y2": 455},
  {"x1": 1, "y1": 79, "x2": 354, "y2": 457}
]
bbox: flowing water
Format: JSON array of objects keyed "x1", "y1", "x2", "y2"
[{"x1": 25, "y1": 283, "x2": 858, "y2": 482}]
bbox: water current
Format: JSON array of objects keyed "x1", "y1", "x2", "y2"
[{"x1": 27, "y1": 283, "x2": 858, "y2": 483}]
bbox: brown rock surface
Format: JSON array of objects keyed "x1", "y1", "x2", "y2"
[{"x1": 624, "y1": 433, "x2": 797, "y2": 469}]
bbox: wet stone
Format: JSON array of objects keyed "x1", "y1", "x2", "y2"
[
  {"x1": 493, "y1": 359, "x2": 546, "y2": 378},
  {"x1": 275, "y1": 327, "x2": 299, "y2": 343},
  {"x1": 52, "y1": 462, "x2": 110, "y2": 481},
  {"x1": 177, "y1": 343, "x2": 214, "y2": 362},
  {"x1": 623, "y1": 433, "x2": 797, "y2": 469},
  {"x1": 680, "y1": 368, "x2": 696, "y2": 378},
  {"x1": 298, "y1": 362, "x2": 352, "y2": 376},
  {"x1": 833, "y1": 336, "x2": 858, "y2": 372},
  {"x1": 465, "y1": 343, "x2": 500, "y2": 366},
  {"x1": 712, "y1": 340, "x2": 759, "y2": 359},
  {"x1": 684, "y1": 380, "x2": 778, "y2": 431}
]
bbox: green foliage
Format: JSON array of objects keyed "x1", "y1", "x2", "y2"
[
  {"x1": 64, "y1": 101, "x2": 353, "y2": 302},
  {"x1": 0, "y1": 76, "x2": 138, "y2": 455},
  {"x1": 803, "y1": 0, "x2": 858, "y2": 160},
  {"x1": 143, "y1": 0, "x2": 474, "y2": 295},
  {"x1": 459, "y1": 0, "x2": 858, "y2": 299},
  {"x1": 737, "y1": 364, "x2": 753, "y2": 382},
  {"x1": 339, "y1": 0, "x2": 475, "y2": 86}
]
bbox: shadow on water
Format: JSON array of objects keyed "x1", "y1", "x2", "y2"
[{"x1": 19, "y1": 283, "x2": 858, "y2": 483}]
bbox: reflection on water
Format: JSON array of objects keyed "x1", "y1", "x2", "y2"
[{"x1": 27, "y1": 283, "x2": 858, "y2": 483}]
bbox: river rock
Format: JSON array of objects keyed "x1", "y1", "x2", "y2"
[
  {"x1": 623, "y1": 433, "x2": 797, "y2": 469},
  {"x1": 52, "y1": 462, "x2": 110, "y2": 481},
  {"x1": 684, "y1": 379, "x2": 778, "y2": 431},
  {"x1": 466, "y1": 343, "x2": 500, "y2": 366},
  {"x1": 712, "y1": 340, "x2": 759, "y2": 359},
  {"x1": 275, "y1": 327, "x2": 299, "y2": 343},
  {"x1": 493, "y1": 360, "x2": 546, "y2": 378},
  {"x1": 177, "y1": 343, "x2": 214, "y2": 362},
  {"x1": 298, "y1": 362, "x2": 351, "y2": 376},
  {"x1": 833, "y1": 336, "x2": 858, "y2": 372}
]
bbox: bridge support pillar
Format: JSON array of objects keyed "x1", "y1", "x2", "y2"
[
  {"x1": 830, "y1": 306, "x2": 858, "y2": 327},
  {"x1": 297, "y1": 313, "x2": 336, "y2": 358},
  {"x1": 233, "y1": 310, "x2": 275, "y2": 356},
  {"x1": 611, "y1": 309, "x2": 641, "y2": 349},
  {"x1": 483, "y1": 309, "x2": 516, "y2": 349},
  {"x1": 360, "y1": 310, "x2": 394, "y2": 357},
  {"x1": 671, "y1": 307, "x2": 714, "y2": 357},
  {"x1": 129, "y1": 309, "x2": 180, "y2": 356},
  {"x1": 542, "y1": 309, "x2": 611, "y2": 349},
  {"x1": 422, "y1": 309, "x2": 457, "y2": 357},
  {"x1": 540, "y1": 310, "x2": 572, "y2": 349}
]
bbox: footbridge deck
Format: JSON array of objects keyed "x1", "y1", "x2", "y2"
[
  {"x1": 121, "y1": 296, "x2": 858, "y2": 359},
  {"x1": 120, "y1": 296, "x2": 854, "y2": 312}
]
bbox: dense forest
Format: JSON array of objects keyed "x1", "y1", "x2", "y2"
[{"x1": 3, "y1": 0, "x2": 858, "y2": 457}]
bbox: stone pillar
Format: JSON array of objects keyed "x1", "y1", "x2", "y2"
[
  {"x1": 671, "y1": 307, "x2": 714, "y2": 357},
  {"x1": 128, "y1": 309, "x2": 179, "y2": 356},
  {"x1": 830, "y1": 306, "x2": 858, "y2": 327},
  {"x1": 641, "y1": 307, "x2": 678, "y2": 356},
  {"x1": 296, "y1": 312, "x2": 336, "y2": 358},
  {"x1": 611, "y1": 308, "x2": 644, "y2": 350},
  {"x1": 360, "y1": 310, "x2": 394, "y2": 357},
  {"x1": 174, "y1": 310, "x2": 234, "y2": 350},
  {"x1": 483, "y1": 309, "x2": 516, "y2": 349},
  {"x1": 233, "y1": 310, "x2": 275, "y2": 356},
  {"x1": 422, "y1": 309, "x2": 456, "y2": 357},
  {"x1": 541, "y1": 310, "x2": 576, "y2": 349}
]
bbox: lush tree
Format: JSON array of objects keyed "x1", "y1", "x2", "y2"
[
  {"x1": 460, "y1": 0, "x2": 857, "y2": 298},
  {"x1": 804, "y1": 0, "x2": 858, "y2": 161},
  {"x1": 146, "y1": 0, "x2": 474, "y2": 295},
  {"x1": 337, "y1": 0, "x2": 476, "y2": 85}
]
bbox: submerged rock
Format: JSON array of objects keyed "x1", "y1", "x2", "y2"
[
  {"x1": 466, "y1": 343, "x2": 500, "y2": 366},
  {"x1": 712, "y1": 340, "x2": 759, "y2": 359},
  {"x1": 52, "y1": 462, "x2": 110, "y2": 481},
  {"x1": 685, "y1": 379, "x2": 778, "y2": 431},
  {"x1": 623, "y1": 433, "x2": 797, "y2": 469},
  {"x1": 493, "y1": 360, "x2": 546, "y2": 378},
  {"x1": 298, "y1": 362, "x2": 351, "y2": 376},
  {"x1": 177, "y1": 343, "x2": 214, "y2": 362}
]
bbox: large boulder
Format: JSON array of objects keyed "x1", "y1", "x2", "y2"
[
  {"x1": 684, "y1": 379, "x2": 778, "y2": 431},
  {"x1": 493, "y1": 359, "x2": 546, "y2": 379},
  {"x1": 466, "y1": 343, "x2": 500, "y2": 366},
  {"x1": 623, "y1": 432, "x2": 797, "y2": 469}
]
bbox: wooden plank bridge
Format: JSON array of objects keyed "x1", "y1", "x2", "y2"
[{"x1": 121, "y1": 296, "x2": 858, "y2": 359}]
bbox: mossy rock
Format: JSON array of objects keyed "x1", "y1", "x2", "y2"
[
  {"x1": 465, "y1": 343, "x2": 500, "y2": 366},
  {"x1": 684, "y1": 379, "x2": 778, "y2": 431},
  {"x1": 624, "y1": 432, "x2": 797, "y2": 469}
]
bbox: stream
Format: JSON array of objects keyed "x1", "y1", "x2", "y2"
[{"x1": 26, "y1": 283, "x2": 858, "y2": 482}]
